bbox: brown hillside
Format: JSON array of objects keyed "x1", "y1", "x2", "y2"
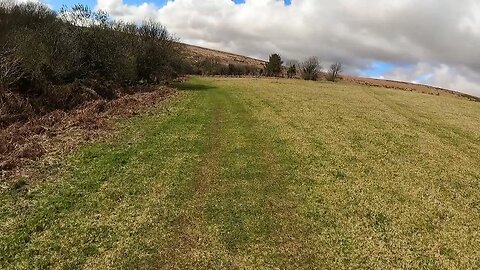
[{"x1": 182, "y1": 43, "x2": 266, "y2": 69}]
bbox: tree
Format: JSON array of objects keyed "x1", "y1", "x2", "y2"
[
  {"x1": 287, "y1": 65, "x2": 296, "y2": 78},
  {"x1": 136, "y1": 20, "x2": 180, "y2": 82},
  {"x1": 301, "y1": 57, "x2": 320, "y2": 81},
  {"x1": 286, "y1": 60, "x2": 298, "y2": 78},
  {"x1": 327, "y1": 62, "x2": 343, "y2": 82},
  {"x1": 265, "y1": 53, "x2": 283, "y2": 77}
]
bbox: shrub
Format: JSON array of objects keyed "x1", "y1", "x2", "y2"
[
  {"x1": 197, "y1": 58, "x2": 223, "y2": 75},
  {"x1": 194, "y1": 58, "x2": 257, "y2": 77},
  {"x1": 327, "y1": 62, "x2": 343, "y2": 82},
  {"x1": 136, "y1": 20, "x2": 182, "y2": 82},
  {"x1": 287, "y1": 65, "x2": 297, "y2": 78},
  {"x1": 0, "y1": 2, "x2": 185, "y2": 119},
  {"x1": 286, "y1": 60, "x2": 298, "y2": 79},
  {"x1": 301, "y1": 57, "x2": 321, "y2": 81}
]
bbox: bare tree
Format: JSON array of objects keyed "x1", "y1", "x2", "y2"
[
  {"x1": 327, "y1": 62, "x2": 343, "y2": 82},
  {"x1": 0, "y1": 46, "x2": 24, "y2": 88},
  {"x1": 301, "y1": 57, "x2": 321, "y2": 81}
]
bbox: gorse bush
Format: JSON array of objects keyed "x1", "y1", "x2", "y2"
[{"x1": 0, "y1": 2, "x2": 186, "y2": 123}]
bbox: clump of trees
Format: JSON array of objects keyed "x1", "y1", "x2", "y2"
[
  {"x1": 261, "y1": 53, "x2": 343, "y2": 82},
  {"x1": 301, "y1": 57, "x2": 321, "y2": 81},
  {"x1": 0, "y1": 2, "x2": 187, "y2": 123}
]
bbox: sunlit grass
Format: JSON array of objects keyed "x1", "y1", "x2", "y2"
[{"x1": 1, "y1": 77, "x2": 479, "y2": 269}]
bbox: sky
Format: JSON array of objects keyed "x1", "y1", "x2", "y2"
[{"x1": 15, "y1": 0, "x2": 480, "y2": 96}]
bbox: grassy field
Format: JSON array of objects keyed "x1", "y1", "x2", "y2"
[{"x1": 1, "y1": 77, "x2": 480, "y2": 269}]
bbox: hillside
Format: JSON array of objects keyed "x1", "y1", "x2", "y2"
[
  {"x1": 183, "y1": 43, "x2": 479, "y2": 101},
  {"x1": 182, "y1": 43, "x2": 266, "y2": 69},
  {"x1": 2, "y1": 77, "x2": 479, "y2": 268},
  {"x1": 343, "y1": 75, "x2": 480, "y2": 102}
]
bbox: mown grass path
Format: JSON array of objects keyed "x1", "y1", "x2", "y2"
[{"x1": 1, "y1": 77, "x2": 480, "y2": 269}]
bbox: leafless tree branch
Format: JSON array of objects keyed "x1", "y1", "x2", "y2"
[{"x1": 0, "y1": 46, "x2": 24, "y2": 87}]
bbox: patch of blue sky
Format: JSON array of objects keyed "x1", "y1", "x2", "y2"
[
  {"x1": 43, "y1": 0, "x2": 95, "y2": 10},
  {"x1": 122, "y1": 0, "x2": 168, "y2": 6},
  {"x1": 233, "y1": 0, "x2": 292, "y2": 5},
  {"x1": 44, "y1": 0, "x2": 291, "y2": 10},
  {"x1": 359, "y1": 61, "x2": 395, "y2": 78},
  {"x1": 44, "y1": 0, "x2": 169, "y2": 10}
]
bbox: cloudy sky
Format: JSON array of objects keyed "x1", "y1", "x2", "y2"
[{"x1": 29, "y1": 0, "x2": 480, "y2": 96}]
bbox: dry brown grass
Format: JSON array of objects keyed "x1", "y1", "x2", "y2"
[{"x1": 0, "y1": 86, "x2": 174, "y2": 179}]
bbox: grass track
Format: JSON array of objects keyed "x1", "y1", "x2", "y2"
[{"x1": 1, "y1": 77, "x2": 480, "y2": 269}]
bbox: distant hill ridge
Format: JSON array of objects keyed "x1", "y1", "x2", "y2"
[
  {"x1": 182, "y1": 43, "x2": 266, "y2": 68},
  {"x1": 182, "y1": 43, "x2": 479, "y2": 102}
]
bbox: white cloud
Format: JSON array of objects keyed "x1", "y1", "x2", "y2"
[
  {"x1": 95, "y1": 0, "x2": 157, "y2": 22},
  {"x1": 82, "y1": 1, "x2": 480, "y2": 96},
  {"x1": 385, "y1": 64, "x2": 480, "y2": 96},
  {"x1": 3, "y1": 0, "x2": 43, "y2": 4}
]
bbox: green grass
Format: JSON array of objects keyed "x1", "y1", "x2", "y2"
[{"x1": 1, "y1": 77, "x2": 480, "y2": 269}]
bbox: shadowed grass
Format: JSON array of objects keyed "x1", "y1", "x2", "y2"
[{"x1": 1, "y1": 77, "x2": 479, "y2": 269}]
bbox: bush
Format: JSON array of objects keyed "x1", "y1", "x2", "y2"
[
  {"x1": 287, "y1": 65, "x2": 297, "y2": 78},
  {"x1": 265, "y1": 53, "x2": 283, "y2": 77},
  {"x1": 193, "y1": 58, "x2": 258, "y2": 77},
  {"x1": 327, "y1": 62, "x2": 343, "y2": 82},
  {"x1": 0, "y1": 2, "x2": 185, "y2": 119},
  {"x1": 197, "y1": 58, "x2": 222, "y2": 75},
  {"x1": 301, "y1": 57, "x2": 321, "y2": 81},
  {"x1": 136, "y1": 20, "x2": 183, "y2": 82}
]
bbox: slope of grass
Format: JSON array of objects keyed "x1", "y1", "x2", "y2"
[{"x1": 1, "y1": 77, "x2": 479, "y2": 269}]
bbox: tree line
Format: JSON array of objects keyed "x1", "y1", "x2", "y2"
[
  {"x1": 193, "y1": 53, "x2": 344, "y2": 81},
  {"x1": 191, "y1": 58, "x2": 260, "y2": 76},
  {"x1": 264, "y1": 53, "x2": 343, "y2": 82},
  {"x1": 0, "y1": 2, "x2": 187, "y2": 124}
]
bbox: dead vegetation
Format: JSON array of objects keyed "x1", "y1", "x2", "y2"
[{"x1": 0, "y1": 86, "x2": 175, "y2": 179}]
